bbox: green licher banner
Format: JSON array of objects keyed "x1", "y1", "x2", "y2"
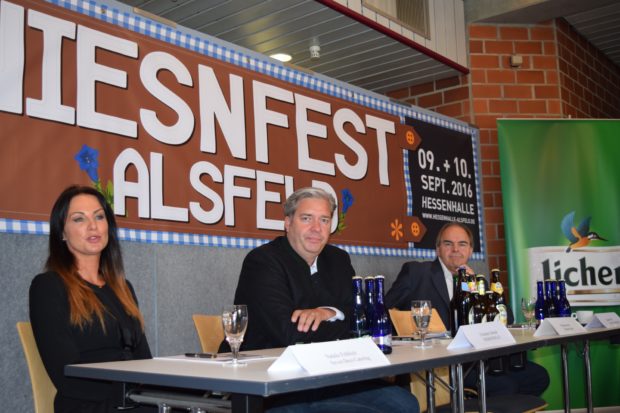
[{"x1": 498, "y1": 119, "x2": 620, "y2": 409}]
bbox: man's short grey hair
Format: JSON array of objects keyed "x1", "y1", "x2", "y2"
[
  {"x1": 435, "y1": 222, "x2": 475, "y2": 248},
  {"x1": 284, "y1": 187, "x2": 337, "y2": 218}
]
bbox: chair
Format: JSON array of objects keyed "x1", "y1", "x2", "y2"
[
  {"x1": 16, "y1": 321, "x2": 57, "y2": 413},
  {"x1": 389, "y1": 308, "x2": 447, "y2": 336},
  {"x1": 192, "y1": 314, "x2": 225, "y2": 353},
  {"x1": 389, "y1": 309, "x2": 451, "y2": 412}
]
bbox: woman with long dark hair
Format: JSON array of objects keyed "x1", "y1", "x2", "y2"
[{"x1": 30, "y1": 185, "x2": 154, "y2": 412}]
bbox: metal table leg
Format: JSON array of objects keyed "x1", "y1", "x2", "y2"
[
  {"x1": 450, "y1": 365, "x2": 458, "y2": 413},
  {"x1": 477, "y1": 360, "x2": 486, "y2": 413},
  {"x1": 232, "y1": 394, "x2": 264, "y2": 413},
  {"x1": 426, "y1": 369, "x2": 436, "y2": 413},
  {"x1": 456, "y1": 363, "x2": 464, "y2": 413},
  {"x1": 561, "y1": 344, "x2": 570, "y2": 413},
  {"x1": 583, "y1": 340, "x2": 593, "y2": 413}
]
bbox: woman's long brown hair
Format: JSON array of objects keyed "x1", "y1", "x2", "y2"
[{"x1": 45, "y1": 185, "x2": 144, "y2": 330}]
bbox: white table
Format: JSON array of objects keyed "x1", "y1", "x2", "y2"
[{"x1": 66, "y1": 327, "x2": 620, "y2": 413}]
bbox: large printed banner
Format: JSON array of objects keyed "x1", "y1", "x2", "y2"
[
  {"x1": 0, "y1": 0, "x2": 481, "y2": 257},
  {"x1": 498, "y1": 119, "x2": 620, "y2": 408}
]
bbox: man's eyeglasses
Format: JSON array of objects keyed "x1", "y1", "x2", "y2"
[{"x1": 440, "y1": 240, "x2": 470, "y2": 249}]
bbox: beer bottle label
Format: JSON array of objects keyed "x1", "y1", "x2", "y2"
[
  {"x1": 491, "y1": 282, "x2": 503, "y2": 295},
  {"x1": 496, "y1": 304, "x2": 508, "y2": 325},
  {"x1": 373, "y1": 334, "x2": 392, "y2": 347}
]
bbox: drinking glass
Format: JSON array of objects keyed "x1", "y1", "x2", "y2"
[
  {"x1": 221, "y1": 305, "x2": 248, "y2": 366},
  {"x1": 411, "y1": 300, "x2": 432, "y2": 348},
  {"x1": 521, "y1": 297, "x2": 537, "y2": 329}
]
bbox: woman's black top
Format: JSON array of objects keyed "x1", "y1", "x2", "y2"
[{"x1": 29, "y1": 271, "x2": 152, "y2": 413}]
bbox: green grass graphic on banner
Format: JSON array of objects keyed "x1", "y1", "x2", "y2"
[{"x1": 498, "y1": 119, "x2": 620, "y2": 410}]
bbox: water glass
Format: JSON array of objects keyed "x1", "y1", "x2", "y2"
[
  {"x1": 521, "y1": 297, "x2": 537, "y2": 329},
  {"x1": 411, "y1": 300, "x2": 432, "y2": 348},
  {"x1": 221, "y1": 305, "x2": 248, "y2": 366}
]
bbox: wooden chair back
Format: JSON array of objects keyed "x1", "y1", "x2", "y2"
[
  {"x1": 16, "y1": 321, "x2": 56, "y2": 413},
  {"x1": 192, "y1": 314, "x2": 225, "y2": 353},
  {"x1": 388, "y1": 308, "x2": 447, "y2": 336}
]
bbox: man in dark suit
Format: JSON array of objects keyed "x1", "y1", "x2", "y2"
[
  {"x1": 385, "y1": 222, "x2": 549, "y2": 397},
  {"x1": 232, "y1": 187, "x2": 420, "y2": 413}
]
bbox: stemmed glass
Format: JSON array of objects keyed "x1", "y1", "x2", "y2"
[
  {"x1": 221, "y1": 305, "x2": 248, "y2": 366},
  {"x1": 521, "y1": 297, "x2": 537, "y2": 329},
  {"x1": 411, "y1": 300, "x2": 432, "y2": 348}
]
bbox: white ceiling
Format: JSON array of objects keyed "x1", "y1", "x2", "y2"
[{"x1": 116, "y1": 0, "x2": 620, "y2": 95}]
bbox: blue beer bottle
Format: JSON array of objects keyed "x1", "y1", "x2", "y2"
[
  {"x1": 364, "y1": 276, "x2": 376, "y2": 330},
  {"x1": 544, "y1": 280, "x2": 557, "y2": 317},
  {"x1": 371, "y1": 275, "x2": 392, "y2": 354},
  {"x1": 556, "y1": 280, "x2": 572, "y2": 317},
  {"x1": 350, "y1": 276, "x2": 368, "y2": 337},
  {"x1": 535, "y1": 281, "x2": 546, "y2": 326}
]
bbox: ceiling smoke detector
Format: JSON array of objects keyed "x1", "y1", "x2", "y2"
[{"x1": 309, "y1": 44, "x2": 321, "y2": 60}]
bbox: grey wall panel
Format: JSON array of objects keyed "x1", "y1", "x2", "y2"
[
  {"x1": 122, "y1": 241, "x2": 159, "y2": 356},
  {"x1": 154, "y1": 245, "x2": 246, "y2": 356},
  {"x1": 0, "y1": 233, "x2": 48, "y2": 413}
]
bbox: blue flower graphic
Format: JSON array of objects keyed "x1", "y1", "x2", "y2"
[
  {"x1": 337, "y1": 189, "x2": 355, "y2": 233},
  {"x1": 74, "y1": 144, "x2": 99, "y2": 183},
  {"x1": 74, "y1": 144, "x2": 114, "y2": 209},
  {"x1": 341, "y1": 189, "x2": 354, "y2": 214}
]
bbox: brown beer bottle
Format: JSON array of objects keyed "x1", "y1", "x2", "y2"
[
  {"x1": 449, "y1": 269, "x2": 463, "y2": 337},
  {"x1": 490, "y1": 268, "x2": 508, "y2": 325},
  {"x1": 485, "y1": 291, "x2": 500, "y2": 322},
  {"x1": 469, "y1": 275, "x2": 488, "y2": 324}
]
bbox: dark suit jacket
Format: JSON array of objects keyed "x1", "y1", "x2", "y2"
[
  {"x1": 384, "y1": 259, "x2": 452, "y2": 327},
  {"x1": 233, "y1": 236, "x2": 354, "y2": 351}
]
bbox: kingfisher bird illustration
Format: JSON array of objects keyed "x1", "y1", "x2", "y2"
[{"x1": 561, "y1": 211, "x2": 607, "y2": 252}]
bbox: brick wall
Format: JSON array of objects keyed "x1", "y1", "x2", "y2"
[
  {"x1": 386, "y1": 18, "x2": 620, "y2": 285},
  {"x1": 556, "y1": 19, "x2": 620, "y2": 118}
]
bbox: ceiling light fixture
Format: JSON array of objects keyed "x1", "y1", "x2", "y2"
[{"x1": 270, "y1": 53, "x2": 292, "y2": 63}]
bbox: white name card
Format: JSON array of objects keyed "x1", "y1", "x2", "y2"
[
  {"x1": 267, "y1": 337, "x2": 389, "y2": 375},
  {"x1": 447, "y1": 322, "x2": 515, "y2": 350},
  {"x1": 585, "y1": 312, "x2": 620, "y2": 329},
  {"x1": 534, "y1": 317, "x2": 586, "y2": 337}
]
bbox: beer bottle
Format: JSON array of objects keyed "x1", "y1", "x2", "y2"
[
  {"x1": 467, "y1": 273, "x2": 477, "y2": 294},
  {"x1": 544, "y1": 280, "x2": 557, "y2": 317},
  {"x1": 469, "y1": 276, "x2": 488, "y2": 324},
  {"x1": 485, "y1": 291, "x2": 500, "y2": 322},
  {"x1": 556, "y1": 280, "x2": 572, "y2": 317},
  {"x1": 459, "y1": 268, "x2": 473, "y2": 328},
  {"x1": 535, "y1": 280, "x2": 545, "y2": 326},
  {"x1": 364, "y1": 276, "x2": 376, "y2": 329},
  {"x1": 371, "y1": 275, "x2": 392, "y2": 354},
  {"x1": 490, "y1": 268, "x2": 508, "y2": 325},
  {"x1": 350, "y1": 276, "x2": 368, "y2": 337},
  {"x1": 449, "y1": 267, "x2": 464, "y2": 337}
]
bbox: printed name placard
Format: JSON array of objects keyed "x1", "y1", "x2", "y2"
[
  {"x1": 534, "y1": 317, "x2": 586, "y2": 337},
  {"x1": 447, "y1": 323, "x2": 515, "y2": 350},
  {"x1": 268, "y1": 337, "x2": 389, "y2": 375},
  {"x1": 585, "y1": 312, "x2": 620, "y2": 329}
]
